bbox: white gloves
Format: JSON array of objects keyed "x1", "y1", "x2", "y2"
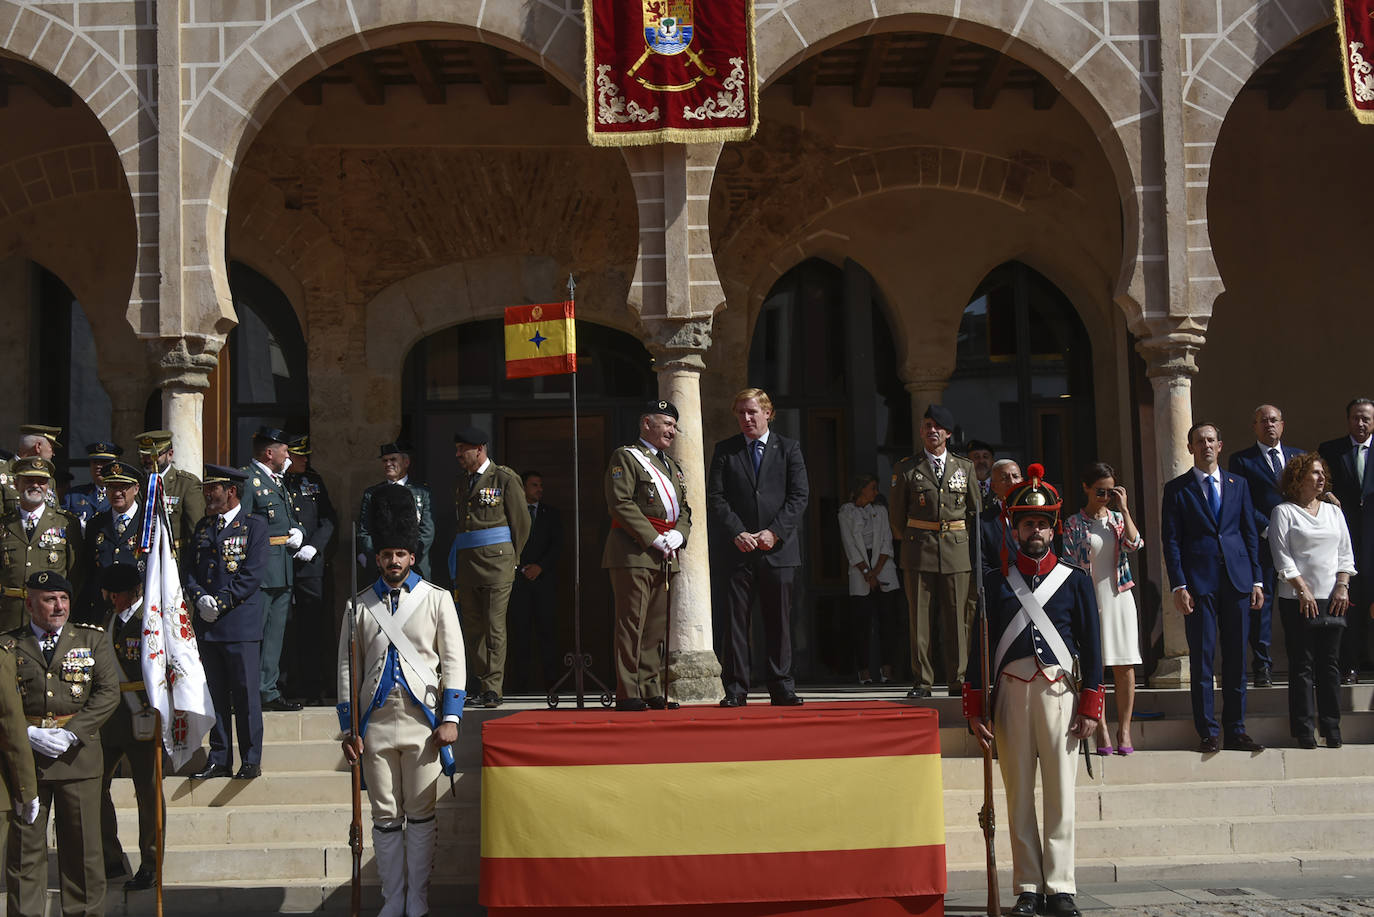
[
  {"x1": 15, "y1": 797, "x2": 38, "y2": 825},
  {"x1": 285, "y1": 527, "x2": 304, "y2": 551},
  {"x1": 27, "y1": 726, "x2": 76, "y2": 758},
  {"x1": 651, "y1": 529, "x2": 684, "y2": 557},
  {"x1": 293, "y1": 544, "x2": 317, "y2": 563},
  {"x1": 357, "y1": 552, "x2": 369, "y2": 568},
  {"x1": 196, "y1": 595, "x2": 220, "y2": 623}
]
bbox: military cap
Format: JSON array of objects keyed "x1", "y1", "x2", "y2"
[
  {"x1": 203, "y1": 464, "x2": 248, "y2": 486},
  {"x1": 11, "y1": 456, "x2": 54, "y2": 480},
  {"x1": 287, "y1": 434, "x2": 312, "y2": 456},
  {"x1": 1005, "y1": 463, "x2": 1063, "y2": 526},
  {"x1": 252, "y1": 426, "x2": 289, "y2": 446},
  {"x1": 101, "y1": 461, "x2": 142, "y2": 485},
  {"x1": 453, "y1": 427, "x2": 489, "y2": 447},
  {"x1": 644, "y1": 399, "x2": 680, "y2": 421},
  {"x1": 101, "y1": 563, "x2": 142, "y2": 593},
  {"x1": 84, "y1": 442, "x2": 123, "y2": 461},
  {"x1": 924, "y1": 404, "x2": 956, "y2": 433},
  {"x1": 26, "y1": 570, "x2": 72, "y2": 595},
  {"x1": 18, "y1": 424, "x2": 62, "y2": 446},
  {"x1": 966, "y1": 439, "x2": 993, "y2": 455},
  {"x1": 135, "y1": 430, "x2": 174, "y2": 455},
  {"x1": 379, "y1": 441, "x2": 414, "y2": 458}
]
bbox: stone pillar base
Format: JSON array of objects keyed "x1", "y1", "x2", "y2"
[
  {"x1": 1148, "y1": 654, "x2": 1190, "y2": 688},
  {"x1": 669, "y1": 649, "x2": 723, "y2": 705}
]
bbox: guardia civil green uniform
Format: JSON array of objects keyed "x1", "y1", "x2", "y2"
[
  {"x1": 0, "y1": 458, "x2": 85, "y2": 632},
  {"x1": 4, "y1": 571, "x2": 120, "y2": 917},
  {"x1": 449, "y1": 429, "x2": 530, "y2": 704},
  {"x1": 239, "y1": 428, "x2": 300, "y2": 707}
]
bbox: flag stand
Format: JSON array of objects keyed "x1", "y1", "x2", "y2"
[{"x1": 547, "y1": 274, "x2": 612, "y2": 709}]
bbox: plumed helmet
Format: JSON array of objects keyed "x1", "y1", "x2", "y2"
[
  {"x1": 1004, "y1": 463, "x2": 1062, "y2": 526},
  {"x1": 369, "y1": 485, "x2": 420, "y2": 556}
]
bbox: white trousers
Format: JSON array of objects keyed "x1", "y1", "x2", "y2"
[
  {"x1": 363, "y1": 692, "x2": 441, "y2": 826},
  {"x1": 993, "y1": 657, "x2": 1079, "y2": 896}
]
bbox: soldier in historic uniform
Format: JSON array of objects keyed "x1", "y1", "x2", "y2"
[
  {"x1": 137, "y1": 429, "x2": 206, "y2": 558},
  {"x1": 357, "y1": 442, "x2": 435, "y2": 580},
  {"x1": 0, "y1": 457, "x2": 85, "y2": 632},
  {"x1": 76, "y1": 461, "x2": 144, "y2": 625},
  {"x1": 240, "y1": 427, "x2": 304, "y2": 712},
  {"x1": 186, "y1": 465, "x2": 269, "y2": 779},
  {"x1": 62, "y1": 442, "x2": 123, "y2": 529},
  {"x1": 449, "y1": 427, "x2": 529, "y2": 708},
  {"x1": 284, "y1": 434, "x2": 338, "y2": 703},
  {"x1": 964, "y1": 467, "x2": 1103, "y2": 917},
  {"x1": 4, "y1": 570, "x2": 121, "y2": 917},
  {"x1": 339, "y1": 486, "x2": 465, "y2": 917},
  {"x1": 889, "y1": 404, "x2": 982, "y2": 697},
  {"x1": 2, "y1": 424, "x2": 62, "y2": 515},
  {"x1": 603, "y1": 401, "x2": 692, "y2": 711},
  {"x1": 96, "y1": 564, "x2": 162, "y2": 891}
]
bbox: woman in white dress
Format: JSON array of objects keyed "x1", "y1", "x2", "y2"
[
  {"x1": 1269, "y1": 454, "x2": 1355, "y2": 748},
  {"x1": 1061, "y1": 462, "x2": 1144, "y2": 754},
  {"x1": 837, "y1": 474, "x2": 901, "y2": 685}
]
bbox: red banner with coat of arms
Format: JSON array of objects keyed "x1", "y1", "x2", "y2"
[
  {"x1": 1338, "y1": 0, "x2": 1374, "y2": 124},
  {"x1": 585, "y1": 0, "x2": 757, "y2": 146}
]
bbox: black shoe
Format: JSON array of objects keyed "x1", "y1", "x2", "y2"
[
  {"x1": 1043, "y1": 893, "x2": 1082, "y2": 917},
  {"x1": 124, "y1": 865, "x2": 155, "y2": 891},
  {"x1": 1298, "y1": 735, "x2": 1318, "y2": 749},
  {"x1": 719, "y1": 695, "x2": 747, "y2": 708},
  {"x1": 234, "y1": 763, "x2": 262, "y2": 779},
  {"x1": 615, "y1": 698, "x2": 648, "y2": 711},
  {"x1": 190, "y1": 763, "x2": 233, "y2": 780},
  {"x1": 1009, "y1": 892, "x2": 1044, "y2": 916},
  {"x1": 646, "y1": 696, "x2": 679, "y2": 710},
  {"x1": 1225, "y1": 733, "x2": 1265, "y2": 752},
  {"x1": 906, "y1": 686, "x2": 932, "y2": 698},
  {"x1": 771, "y1": 693, "x2": 804, "y2": 707},
  {"x1": 105, "y1": 860, "x2": 127, "y2": 879},
  {"x1": 1198, "y1": 735, "x2": 1220, "y2": 754},
  {"x1": 1327, "y1": 731, "x2": 1343, "y2": 749},
  {"x1": 481, "y1": 690, "x2": 503, "y2": 708},
  {"x1": 1253, "y1": 664, "x2": 1273, "y2": 687},
  {"x1": 1341, "y1": 669, "x2": 1359, "y2": 685},
  {"x1": 262, "y1": 697, "x2": 303, "y2": 712}
]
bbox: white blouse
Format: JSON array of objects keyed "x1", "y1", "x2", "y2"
[
  {"x1": 1269, "y1": 501, "x2": 1356, "y2": 599},
  {"x1": 837, "y1": 502, "x2": 900, "y2": 596}
]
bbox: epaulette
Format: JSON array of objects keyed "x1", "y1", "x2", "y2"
[
  {"x1": 73, "y1": 622, "x2": 105, "y2": 633},
  {"x1": 0, "y1": 637, "x2": 15, "y2": 652}
]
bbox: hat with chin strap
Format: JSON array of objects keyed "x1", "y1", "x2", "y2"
[{"x1": 1003, "y1": 463, "x2": 1062, "y2": 527}]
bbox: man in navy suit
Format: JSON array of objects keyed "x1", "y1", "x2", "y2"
[
  {"x1": 1317, "y1": 397, "x2": 1374, "y2": 683},
  {"x1": 1227, "y1": 404, "x2": 1304, "y2": 687},
  {"x1": 1161, "y1": 422, "x2": 1265, "y2": 753},
  {"x1": 508, "y1": 471, "x2": 561, "y2": 692},
  {"x1": 708, "y1": 388, "x2": 810, "y2": 707}
]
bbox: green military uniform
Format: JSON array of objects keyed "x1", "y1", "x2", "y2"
[
  {"x1": 0, "y1": 461, "x2": 85, "y2": 632},
  {"x1": 135, "y1": 431, "x2": 206, "y2": 557},
  {"x1": 452, "y1": 454, "x2": 530, "y2": 702},
  {"x1": 1, "y1": 425, "x2": 63, "y2": 517},
  {"x1": 240, "y1": 456, "x2": 299, "y2": 705},
  {"x1": 4, "y1": 603, "x2": 120, "y2": 917},
  {"x1": 889, "y1": 448, "x2": 981, "y2": 691},
  {"x1": 0, "y1": 645, "x2": 37, "y2": 827},
  {"x1": 602, "y1": 439, "x2": 692, "y2": 704}
]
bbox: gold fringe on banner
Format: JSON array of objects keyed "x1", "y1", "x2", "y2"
[{"x1": 1335, "y1": 0, "x2": 1374, "y2": 125}]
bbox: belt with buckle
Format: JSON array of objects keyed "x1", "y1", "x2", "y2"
[
  {"x1": 907, "y1": 518, "x2": 966, "y2": 532},
  {"x1": 268, "y1": 535, "x2": 289, "y2": 546},
  {"x1": 120, "y1": 681, "x2": 145, "y2": 693},
  {"x1": 26, "y1": 713, "x2": 74, "y2": 728},
  {"x1": 0, "y1": 586, "x2": 26, "y2": 599}
]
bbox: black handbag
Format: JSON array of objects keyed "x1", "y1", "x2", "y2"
[{"x1": 1303, "y1": 597, "x2": 1347, "y2": 629}]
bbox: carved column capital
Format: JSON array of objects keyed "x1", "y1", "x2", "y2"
[
  {"x1": 642, "y1": 316, "x2": 714, "y2": 372},
  {"x1": 1136, "y1": 332, "x2": 1205, "y2": 380},
  {"x1": 151, "y1": 336, "x2": 222, "y2": 391}
]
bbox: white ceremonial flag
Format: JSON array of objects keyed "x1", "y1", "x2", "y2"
[{"x1": 140, "y1": 473, "x2": 215, "y2": 769}]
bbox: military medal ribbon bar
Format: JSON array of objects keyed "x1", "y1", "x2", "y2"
[
  {"x1": 504, "y1": 301, "x2": 577, "y2": 379},
  {"x1": 585, "y1": 0, "x2": 758, "y2": 145},
  {"x1": 1338, "y1": 0, "x2": 1374, "y2": 124}
]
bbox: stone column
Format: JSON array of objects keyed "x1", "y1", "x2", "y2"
[
  {"x1": 154, "y1": 339, "x2": 219, "y2": 476},
  {"x1": 1138, "y1": 332, "x2": 1203, "y2": 688},
  {"x1": 644, "y1": 317, "x2": 721, "y2": 704},
  {"x1": 905, "y1": 378, "x2": 949, "y2": 436}
]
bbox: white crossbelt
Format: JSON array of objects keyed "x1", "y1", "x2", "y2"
[
  {"x1": 362, "y1": 594, "x2": 439, "y2": 708},
  {"x1": 625, "y1": 447, "x2": 680, "y2": 523},
  {"x1": 993, "y1": 566, "x2": 1075, "y2": 678}
]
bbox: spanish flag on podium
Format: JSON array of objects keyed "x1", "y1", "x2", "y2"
[{"x1": 505, "y1": 301, "x2": 577, "y2": 379}]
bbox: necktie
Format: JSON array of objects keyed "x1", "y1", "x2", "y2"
[
  {"x1": 1359, "y1": 445, "x2": 1368, "y2": 484},
  {"x1": 389, "y1": 589, "x2": 401, "y2": 615},
  {"x1": 216, "y1": 515, "x2": 227, "y2": 534},
  {"x1": 1206, "y1": 474, "x2": 1221, "y2": 518},
  {"x1": 41, "y1": 631, "x2": 57, "y2": 664},
  {"x1": 96, "y1": 486, "x2": 105, "y2": 503},
  {"x1": 933, "y1": 457, "x2": 944, "y2": 482},
  {"x1": 115, "y1": 515, "x2": 127, "y2": 536},
  {"x1": 1268, "y1": 448, "x2": 1283, "y2": 478},
  {"x1": 468, "y1": 472, "x2": 479, "y2": 494},
  {"x1": 751, "y1": 440, "x2": 763, "y2": 475},
  {"x1": 528, "y1": 504, "x2": 537, "y2": 522},
  {"x1": 23, "y1": 516, "x2": 35, "y2": 538}
]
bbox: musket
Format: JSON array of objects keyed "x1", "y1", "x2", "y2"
[
  {"x1": 972, "y1": 495, "x2": 999, "y2": 916},
  {"x1": 347, "y1": 523, "x2": 363, "y2": 917}
]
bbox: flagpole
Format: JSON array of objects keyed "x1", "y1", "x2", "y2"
[{"x1": 153, "y1": 708, "x2": 164, "y2": 917}]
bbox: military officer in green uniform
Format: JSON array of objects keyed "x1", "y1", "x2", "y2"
[
  {"x1": 357, "y1": 441, "x2": 435, "y2": 580},
  {"x1": 0, "y1": 633, "x2": 38, "y2": 831},
  {"x1": 449, "y1": 427, "x2": 529, "y2": 708},
  {"x1": 241, "y1": 427, "x2": 304, "y2": 712},
  {"x1": 96, "y1": 564, "x2": 162, "y2": 892},
  {"x1": 2, "y1": 425, "x2": 62, "y2": 516},
  {"x1": 602, "y1": 401, "x2": 692, "y2": 711},
  {"x1": 76, "y1": 461, "x2": 144, "y2": 625},
  {"x1": 4, "y1": 570, "x2": 120, "y2": 917},
  {"x1": 137, "y1": 429, "x2": 206, "y2": 558},
  {"x1": 0, "y1": 457, "x2": 85, "y2": 632},
  {"x1": 889, "y1": 404, "x2": 981, "y2": 698}
]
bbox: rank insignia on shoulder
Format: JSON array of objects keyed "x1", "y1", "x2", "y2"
[{"x1": 74, "y1": 622, "x2": 105, "y2": 632}]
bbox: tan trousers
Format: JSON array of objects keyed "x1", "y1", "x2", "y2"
[
  {"x1": 363, "y1": 693, "x2": 441, "y2": 827},
  {"x1": 609, "y1": 566, "x2": 668, "y2": 701},
  {"x1": 459, "y1": 579, "x2": 514, "y2": 696},
  {"x1": 905, "y1": 569, "x2": 972, "y2": 689},
  {"x1": 993, "y1": 657, "x2": 1079, "y2": 897},
  {"x1": 6, "y1": 777, "x2": 105, "y2": 917}
]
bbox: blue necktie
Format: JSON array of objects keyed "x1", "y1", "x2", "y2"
[
  {"x1": 751, "y1": 439, "x2": 763, "y2": 475},
  {"x1": 1206, "y1": 475, "x2": 1221, "y2": 519},
  {"x1": 1268, "y1": 448, "x2": 1283, "y2": 478}
]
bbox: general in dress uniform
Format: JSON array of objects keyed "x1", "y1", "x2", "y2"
[
  {"x1": 963, "y1": 467, "x2": 1103, "y2": 917},
  {"x1": 1, "y1": 425, "x2": 62, "y2": 516},
  {"x1": 889, "y1": 404, "x2": 981, "y2": 697},
  {"x1": 357, "y1": 442, "x2": 435, "y2": 581},
  {"x1": 136, "y1": 429, "x2": 205, "y2": 559},
  {"x1": 96, "y1": 564, "x2": 163, "y2": 891},
  {"x1": 62, "y1": 443, "x2": 122, "y2": 528},
  {"x1": 76, "y1": 461, "x2": 144, "y2": 625},
  {"x1": 186, "y1": 465, "x2": 269, "y2": 780},
  {"x1": 4, "y1": 570, "x2": 121, "y2": 917},
  {"x1": 449, "y1": 427, "x2": 529, "y2": 708},
  {"x1": 284, "y1": 434, "x2": 339, "y2": 703},
  {"x1": 603, "y1": 401, "x2": 691, "y2": 712},
  {"x1": 339, "y1": 486, "x2": 465, "y2": 917},
  {"x1": 240, "y1": 427, "x2": 304, "y2": 712},
  {"x1": 0, "y1": 457, "x2": 85, "y2": 632}
]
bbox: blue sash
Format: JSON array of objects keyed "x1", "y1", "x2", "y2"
[{"x1": 447, "y1": 525, "x2": 513, "y2": 579}]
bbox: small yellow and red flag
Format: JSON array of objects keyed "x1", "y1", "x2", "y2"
[{"x1": 505, "y1": 301, "x2": 576, "y2": 379}]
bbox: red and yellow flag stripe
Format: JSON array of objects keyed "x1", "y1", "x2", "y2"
[{"x1": 504, "y1": 301, "x2": 576, "y2": 379}]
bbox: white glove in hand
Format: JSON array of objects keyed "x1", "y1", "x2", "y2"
[
  {"x1": 357, "y1": 552, "x2": 368, "y2": 568},
  {"x1": 293, "y1": 544, "x2": 317, "y2": 563},
  {"x1": 27, "y1": 727, "x2": 67, "y2": 758},
  {"x1": 651, "y1": 534, "x2": 672, "y2": 557},
  {"x1": 196, "y1": 595, "x2": 220, "y2": 623},
  {"x1": 663, "y1": 529, "x2": 685, "y2": 551},
  {"x1": 285, "y1": 527, "x2": 304, "y2": 550},
  {"x1": 16, "y1": 797, "x2": 38, "y2": 825},
  {"x1": 50, "y1": 730, "x2": 76, "y2": 755}
]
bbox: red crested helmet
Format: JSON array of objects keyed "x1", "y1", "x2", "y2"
[{"x1": 1004, "y1": 463, "x2": 1062, "y2": 527}]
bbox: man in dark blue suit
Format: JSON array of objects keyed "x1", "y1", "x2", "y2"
[
  {"x1": 1317, "y1": 397, "x2": 1374, "y2": 683},
  {"x1": 185, "y1": 465, "x2": 268, "y2": 780},
  {"x1": 708, "y1": 388, "x2": 810, "y2": 707},
  {"x1": 508, "y1": 471, "x2": 561, "y2": 692},
  {"x1": 1161, "y1": 422, "x2": 1265, "y2": 753},
  {"x1": 1227, "y1": 404, "x2": 1304, "y2": 687},
  {"x1": 62, "y1": 443, "x2": 122, "y2": 528}
]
